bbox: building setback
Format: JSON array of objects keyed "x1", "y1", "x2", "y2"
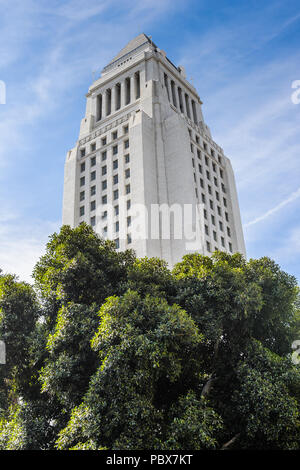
[{"x1": 62, "y1": 34, "x2": 246, "y2": 267}]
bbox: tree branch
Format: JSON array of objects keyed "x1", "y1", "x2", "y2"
[{"x1": 221, "y1": 433, "x2": 240, "y2": 450}]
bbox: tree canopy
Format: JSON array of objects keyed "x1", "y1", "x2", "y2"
[{"x1": 0, "y1": 224, "x2": 299, "y2": 450}]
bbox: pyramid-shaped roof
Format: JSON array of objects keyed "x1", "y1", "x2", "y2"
[{"x1": 107, "y1": 34, "x2": 155, "y2": 66}]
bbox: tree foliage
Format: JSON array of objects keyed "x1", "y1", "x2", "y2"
[{"x1": 0, "y1": 225, "x2": 299, "y2": 450}]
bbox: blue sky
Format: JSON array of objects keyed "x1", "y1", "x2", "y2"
[{"x1": 0, "y1": 0, "x2": 299, "y2": 283}]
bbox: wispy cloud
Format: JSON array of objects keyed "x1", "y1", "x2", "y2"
[{"x1": 244, "y1": 187, "x2": 300, "y2": 227}]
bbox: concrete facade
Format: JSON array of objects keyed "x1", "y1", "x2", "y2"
[{"x1": 62, "y1": 34, "x2": 246, "y2": 267}]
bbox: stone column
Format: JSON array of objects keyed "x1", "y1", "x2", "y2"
[
  {"x1": 130, "y1": 75, "x2": 135, "y2": 102},
  {"x1": 121, "y1": 80, "x2": 126, "y2": 108},
  {"x1": 111, "y1": 85, "x2": 116, "y2": 113}
]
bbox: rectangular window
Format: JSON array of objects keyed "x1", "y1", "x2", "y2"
[
  {"x1": 115, "y1": 238, "x2": 119, "y2": 249},
  {"x1": 80, "y1": 191, "x2": 85, "y2": 202},
  {"x1": 101, "y1": 151, "x2": 107, "y2": 161},
  {"x1": 227, "y1": 227, "x2": 231, "y2": 237},
  {"x1": 102, "y1": 195, "x2": 107, "y2": 204},
  {"x1": 91, "y1": 171, "x2": 96, "y2": 181},
  {"x1": 91, "y1": 156, "x2": 96, "y2": 166},
  {"x1": 80, "y1": 176, "x2": 85, "y2": 187},
  {"x1": 221, "y1": 236, "x2": 225, "y2": 247},
  {"x1": 113, "y1": 145, "x2": 118, "y2": 155},
  {"x1": 102, "y1": 180, "x2": 107, "y2": 190},
  {"x1": 125, "y1": 184, "x2": 131, "y2": 194},
  {"x1": 80, "y1": 206, "x2": 85, "y2": 217},
  {"x1": 91, "y1": 200, "x2": 96, "y2": 211},
  {"x1": 102, "y1": 166, "x2": 107, "y2": 175},
  {"x1": 91, "y1": 185, "x2": 96, "y2": 196},
  {"x1": 229, "y1": 242, "x2": 232, "y2": 252},
  {"x1": 80, "y1": 162, "x2": 85, "y2": 172},
  {"x1": 219, "y1": 221, "x2": 223, "y2": 231},
  {"x1": 80, "y1": 148, "x2": 86, "y2": 157},
  {"x1": 113, "y1": 174, "x2": 118, "y2": 185},
  {"x1": 113, "y1": 160, "x2": 118, "y2": 170},
  {"x1": 114, "y1": 205, "x2": 119, "y2": 216},
  {"x1": 127, "y1": 199, "x2": 131, "y2": 210},
  {"x1": 124, "y1": 139, "x2": 129, "y2": 149},
  {"x1": 206, "y1": 241, "x2": 211, "y2": 252},
  {"x1": 102, "y1": 211, "x2": 107, "y2": 219},
  {"x1": 127, "y1": 216, "x2": 131, "y2": 227},
  {"x1": 115, "y1": 221, "x2": 119, "y2": 232},
  {"x1": 124, "y1": 154, "x2": 130, "y2": 164},
  {"x1": 101, "y1": 137, "x2": 107, "y2": 146},
  {"x1": 123, "y1": 125, "x2": 129, "y2": 134},
  {"x1": 125, "y1": 168, "x2": 130, "y2": 178},
  {"x1": 113, "y1": 189, "x2": 119, "y2": 200},
  {"x1": 90, "y1": 216, "x2": 96, "y2": 227},
  {"x1": 91, "y1": 143, "x2": 96, "y2": 152},
  {"x1": 112, "y1": 131, "x2": 118, "y2": 140},
  {"x1": 127, "y1": 233, "x2": 132, "y2": 244}
]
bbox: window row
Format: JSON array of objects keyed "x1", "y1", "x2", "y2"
[{"x1": 164, "y1": 73, "x2": 198, "y2": 124}]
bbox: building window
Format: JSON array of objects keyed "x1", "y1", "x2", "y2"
[
  {"x1": 80, "y1": 206, "x2": 85, "y2": 217},
  {"x1": 125, "y1": 184, "x2": 131, "y2": 194},
  {"x1": 91, "y1": 185, "x2": 96, "y2": 196},
  {"x1": 113, "y1": 174, "x2": 118, "y2": 185},
  {"x1": 171, "y1": 80, "x2": 177, "y2": 107},
  {"x1": 213, "y1": 231, "x2": 217, "y2": 241},
  {"x1": 206, "y1": 241, "x2": 211, "y2": 252},
  {"x1": 91, "y1": 156, "x2": 96, "y2": 167},
  {"x1": 113, "y1": 189, "x2": 119, "y2": 200},
  {"x1": 135, "y1": 71, "x2": 140, "y2": 99},
  {"x1": 96, "y1": 94, "x2": 102, "y2": 121},
  {"x1": 220, "y1": 168, "x2": 224, "y2": 179},
  {"x1": 223, "y1": 198, "x2": 227, "y2": 207},
  {"x1": 209, "y1": 200, "x2": 214, "y2": 210},
  {"x1": 127, "y1": 233, "x2": 132, "y2": 244},
  {"x1": 211, "y1": 215, "x2": 215, "y2": 225},
  {"x1": 115, "y1": 221, "x2": 119, "y2": 232},
  {"x1": 205, "y1": 225, "x2": 209, "y2": 235},
  {"x1": 91, "y1": 216, "x2": 96, "y2": 227},
  {"x1": 227, "y1": 227, "x2": 231, "y2": 237},
  {"x1": 200, "y1": 178, "x2": 204, "y2": 188},
  {"x1": 115, "y1": 238, "x2": 120, "y2": 249},
  {"x1": 80, "y1": 162, "x2": 85, "y2": 172},
  {"x1": 102, "y1": 165, "x2": 107, "y2": 175},
  {"x1": 221, "y1": 236, "x2": 225, "y2": 247},
  {"x1": 114, "y1": 205, "x2": 119, "y2": 216},
  {"x1": 125, "y1": 77, "x2": 131, "y2": 105},
  {"x1": 112, "y1": 145, "x2": 118, "y2": 155},
  {"x1": 80, "y1": 176, "x2": 85, "y2": 187},
  {"x1": 80, "y1": 148, "x2": 86, "y2": 157},
  {"x1": 204, "y1": 209, "x2": 207, "y2": 219},
  {"x1": 101, "y1": 137, "x2": 107, "y2": 146},
  {"x1": 91, "y1": 142, "x2": 96, "y2": 152},
  {"x1": 217, "y1": 206, "x2": 221, "y2": 216},
  {"x1": 102, "y1": 195, "x2": 107, "y2": 204},
  {"x1": 197, "y1": 149, "x2": 201, "y2": 160},
  {"x1": 216, "y1": 191, "x2": 220, "y2": 201},
  {"x1": 125, "y1": 168, "x2": 130, "y2": 178},
  {"x1": 103, "y1": 226, "x2": 108, "y2": 235},
  {"x1": 113, "y1": 160, "x2": 118, "y2": 170},
  {"x1": 123, "y1": 125, "x2": 129, "y2": 134},
  {"x1": 127, "y1": 199, "x2": 131, "y2": 210},
  {"x1": 221, "y1": 183, "x2": 226, "y2": 193},
  {"x1": 229, "y1": 242, "x2": 233, "y2": 252},
  {"x1": 201, "y1": 193, "x2": 205, "y2": 203},
  {"x1": 102, "y1": 211, "x2": 107, "y2": 219},
  {"x1": 80, "y1": 191, "x2": 85, "y2": 201},
  {"x1": 112, "y1": 130, "x2": 118, "y2": 140},
  {"x1": 91, "y1": 200, "x2": 96, "y2": 211},
  {"x1": 219, "y1": 221, "x2": 223, "y2": 231},
  {"x1": 102, "y1": 180, "x2": 107, "y2": 190},
  {"x1": 91, "y1": 171, "x2": 96, "y2": 181},
  {"x1": 101, "y1": 151, "x2": 107, "y2": 161},
  {"x1": 127, "y1": 216, "x2": 131, "y2": 227},
  {"x1": 225, "y1": 212, "x2": 229, "y2": 222},
  {"x1": 124, "y1": 139, "x2": 129, "y2": 149},
  {"x1": 125, "y1": 154, "x2": 130, "y2": 164}
]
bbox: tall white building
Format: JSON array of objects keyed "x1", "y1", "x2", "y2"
[{"x1": 63, "y1": 34, "x2": 246, "y2": 267}]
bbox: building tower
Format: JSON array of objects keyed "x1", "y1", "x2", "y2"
[{"x1": 62, "y1": 34, "x2": 246, "y2": 267}]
